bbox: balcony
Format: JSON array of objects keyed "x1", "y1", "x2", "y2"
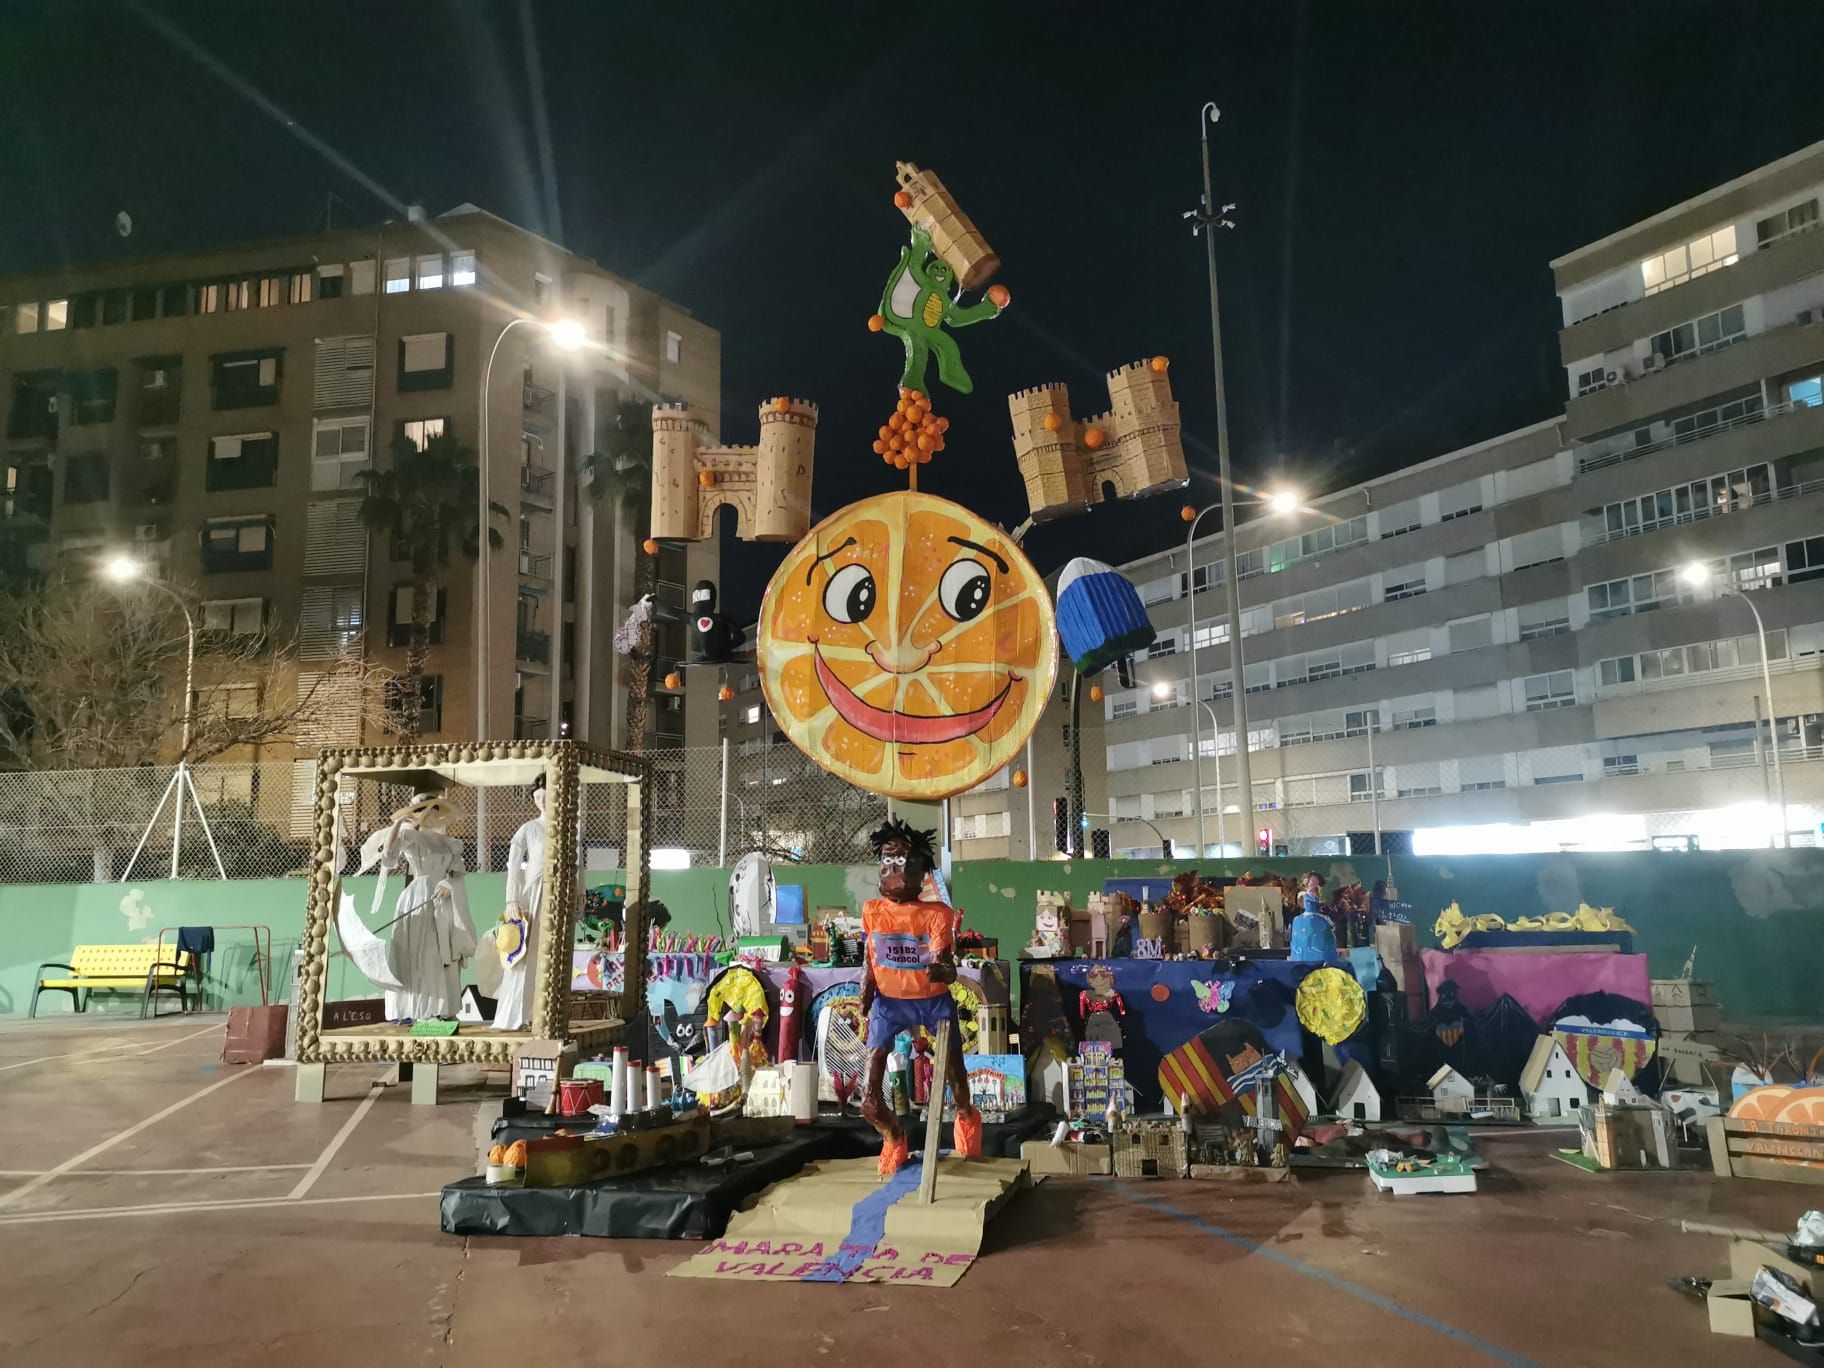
[
  {"x1": 138, "y1": 391, "x2": 181, "y2": 428},
  {"x1": 516, "y1": 628, "x2": 551, "y2": 665},
  {"x1": 522, "y1": 382, "x2": 556, "y2": 431},
  {"x1": 517, "y1": 549, "x2": 552, "y2": 579},
  {"x1": 1585, "y1": 473, "x2": 1824, "y2": 547},
  {"x1": 519, "y1": 464, "x2": 555, "y2": 502}
]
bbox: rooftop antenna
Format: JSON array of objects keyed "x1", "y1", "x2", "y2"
[{"x1": 313, "y1": 191, "x2": 361, "y2": 234}]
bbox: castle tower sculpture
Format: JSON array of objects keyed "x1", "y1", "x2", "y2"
[
  {"x1": 1006, "y1": 358, "x2": 1186, "y2": 523},
  {"x1": 647, "y1": 397, "x2": 819, "y2": 543}
]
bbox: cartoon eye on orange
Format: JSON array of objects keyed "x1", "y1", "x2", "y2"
[{"x1": 757, "y1": 490, "x2": 1058, "y2": 800}]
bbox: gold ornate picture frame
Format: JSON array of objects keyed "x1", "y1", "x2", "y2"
[{"x1": 295, "y1": 739, "x2": 650, "y2": 1080}]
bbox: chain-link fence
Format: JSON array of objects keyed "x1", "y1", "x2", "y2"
[{"x1": 0, "y1": 744, "x2": 891, "y2": 884}]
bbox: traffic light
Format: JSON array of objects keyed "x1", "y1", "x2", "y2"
[
  {"x1": 1162, "y1": 836, "x2": 1174, "y2": 858},
  {"x1": 1256, "y1": 826, "x2": 1272, "y2": 855}
]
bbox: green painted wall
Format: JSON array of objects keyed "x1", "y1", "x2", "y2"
[{"x1": 5, "y1": 850, "x2": 1821, "y2": 1019}]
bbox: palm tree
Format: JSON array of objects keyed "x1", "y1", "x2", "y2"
[
  {"x1": 582, "y1": 399, "x2": 659, "y2": 750},
  {"x1": 356, "y1": 431, "x2": 507, "y2": 739}
]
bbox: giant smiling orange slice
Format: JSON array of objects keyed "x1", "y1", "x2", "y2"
[{"x1": 757, "y1": 490, "x2": 1058, "y2": 800}]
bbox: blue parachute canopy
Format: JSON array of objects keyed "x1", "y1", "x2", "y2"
[{"x1": 1056, "y1": 557, "x2": 1155, "y2": 677}]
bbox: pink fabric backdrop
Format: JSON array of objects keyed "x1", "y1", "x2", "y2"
[{"x1": 1421, "y1": 949, "x2": 1651, "y2": 1027}]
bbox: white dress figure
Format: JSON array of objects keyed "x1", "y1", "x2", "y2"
[
  {"x1": 491, "y1": 782, "x2": 547, "y2": 1031},
  {"x1": 338, "y1": 796, "x2": 478, "y2": 1021}
]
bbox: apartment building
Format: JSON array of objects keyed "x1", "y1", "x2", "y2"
[
  {"x1": 960, "y1": 140, "x2": 1824, "y2": 859},
  {"x1": 0, "y1": 205, "x2": 721, "y2": 769}
]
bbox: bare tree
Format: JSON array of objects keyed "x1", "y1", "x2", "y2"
[{"x1": 0, "y1": 571, "x2": 402, "y2": 770}]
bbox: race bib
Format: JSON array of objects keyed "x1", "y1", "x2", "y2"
[{"x1": 870, "y1": 931, "x2": 930, "y2": 971}]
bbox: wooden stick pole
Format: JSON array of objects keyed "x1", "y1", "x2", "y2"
[{"x1": 918, "y1": 1020, "x2": 952, "y2": 1205}]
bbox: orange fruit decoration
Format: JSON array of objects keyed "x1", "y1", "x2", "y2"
[
  {"x1": 1180, "y1": 505, "x2": 1197, "y2": 523},
  {"x1": 893, "y1": 189, "x2": 912, "y2": 210},
  {"x1": 1043, "y1": 412, "x2": 1063, "y2": 433},
  {"x1": 773, "y1": 396, "x2": 792, "y2": 413},
  {"x1": 503, "y1": 1140, "x2": 528, "y2": 1168},
  {"x1": 1151, "y1": 355, "x2": 1170, "y2": 373},
  {"x1": 757, "y1": 491, "x2": 1058, "y2": 800},
  {"x1": 1012, "y1": 768, "x2": 1028, "y2": 789},
  {"x1": 698, "y1": 469, "x2": 716, "y2": 488},
  {"x1": 1083, "y1": 426, "x2": 1106, "y2": 450},
  {"x1": 643, "y1": 537, "x2": 660, "y2": 554},
  {"x1": 867, "y1": 314, "x2": 886, "y2": 333},
  {"x1": 663, "y1": 671, "x2": 682, "y2": 690},
  {"x1": 1089, "y1": 684, "x2": 1103, "y2": 703},
  {"x1": 718, "y1": 684, "x2": 734, "y2": 702}
]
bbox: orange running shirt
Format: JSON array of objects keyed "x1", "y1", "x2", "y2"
[{"x1": 861, "y1": 897, "x2": 955, "y2": 999}]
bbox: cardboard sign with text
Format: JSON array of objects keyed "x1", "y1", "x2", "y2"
[{"x1": 670, "y1": 1156, "x2": 1027, "y2": 1288}]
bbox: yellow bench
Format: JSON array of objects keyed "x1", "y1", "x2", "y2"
[{"x1": 31, "y1": 944, "x2": 194, "y2": 1019}]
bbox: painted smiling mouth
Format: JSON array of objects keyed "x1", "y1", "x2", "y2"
[{"x1": 814, "y1": 646, "x2": 1016, "y2": 745}]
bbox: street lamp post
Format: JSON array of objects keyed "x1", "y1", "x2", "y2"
[
  {"x1": 1180, "y1": 488, "x2": 1299, "y2": 857},
  {"x1": 475, "y1": 314, "x2": 586, "y2": 868},
  {"x1": 1155, "y1": 680, "x2": 1226, "y2": 856},
  {"x1": 104, "y1": 555, "x2": 227, "y2": 881},
  {"x1": 1681, "y1": 563, "x2": 1788, "y2": 847},
  {"x1": 1187, "y1": 100, "x2": 1251, "y2": 859}
]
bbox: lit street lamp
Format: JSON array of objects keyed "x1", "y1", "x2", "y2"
[
  {"x1": 1180, "y1": 486, "x2": 1302, "y2": 857},
  {"x1": 475, "y1": 313, "x2": 586, "y2": 866},
  {"x1": 1680, "y1": 562, "x2": 1788, "y2": 846},
  {"x1": 103, "y1": 554, "x2": 226, "y2": 880}
]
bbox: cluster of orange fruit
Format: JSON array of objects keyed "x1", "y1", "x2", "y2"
[{"x1": 873, "y1": 388, "x2": 948, "y2": 468}]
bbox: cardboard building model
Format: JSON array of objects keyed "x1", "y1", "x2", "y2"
[
  {"x1": 1520, "y1": 1035, "x2": 1590, "y2": 1120},
  {"x1": 512, "y1": 1037, "x2": 574, "y2": 1112},
  {"x1": 1330, "y1": 1059, "x2": 1382, "y2": 1123},
  {"x1": 1429, "y1": 1066, "x2": 1476, "y2": 1112},
  {"x1": 649, "y1": 397, "x2": 818, "y2": 543},
  {"x1": 1008, "y1": 360, "x2": 1187, "y2": 523}
]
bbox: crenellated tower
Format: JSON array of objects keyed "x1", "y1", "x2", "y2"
[
  {"x1": 1006, "y1": 358, "x2": 1187, "y2": 523},
  {"x1": 648, "y1": 397, "x2": 819, "y2": 543}
]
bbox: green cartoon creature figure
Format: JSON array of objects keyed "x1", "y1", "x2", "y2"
[{"x1": 868, "y1": 227, "x2": 1011, "y2": 395}]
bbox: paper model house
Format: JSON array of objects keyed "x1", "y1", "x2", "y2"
[
  {"x1": 1428, "y1": 1066, "x2": 1476, "y2": 1114},
  {"x1": 743, "y1": 1066, "x2": 790, "y2": 1119},
  {"x1": 1520, "y1": 1035, "x2": 1590, "y2": 1120},
  {"x1": 1602, "y1": 1067, "x2": 1646, "y2": 1106},
  {"x1": 1331, "y1": 1059, "x2": 1382, "y2": 1123},
  {"x1": 511, "y1": 1038, "x2": 572, "y2": 1112},
  {"x1": 1282, "y1": 1061, "x2": 1319, "y2": 1120}
]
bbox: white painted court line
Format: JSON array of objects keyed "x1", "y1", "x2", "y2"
[
  {"x1": 288, "y1": 1082, "x2": 384, "y2": 1200},
  {"x1": 0, "y1": 1022, "x2": 223, "y2": 1073},
  {"x1": 0, "y1": 1067, "x2": 256, "y2": 1211},
  {"x1": 0, "y1": 1165, "x2": 312, "y2": 1177},
  {"x1": 0, "y1": 1190, "x2": 444, "y2": 1226}
]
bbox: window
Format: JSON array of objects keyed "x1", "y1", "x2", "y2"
[
  {"x1": 311, "y1": 418, "x2": 370, "y2": 490},
  {"x1": 1509, "y1": 526, "x2": 1563, "y2": 570},
  {"x1": 1377, "y1": 499, "x2": 1421, "y2": 538},
  {"x1": 416, "y1": 254, "x2": 443, "y2": 290},
  {"x1": 298, "y1": 586, "x2": 365, "y2": 657},
  {"x1": 450, "y1": 250, "x2": 476, "y2": 287},
  {"x1": 211, "y1": 350, "x2": 281, "y2": 409},
  {"x1": 1713, "y1": 545, "x2": 1781, "y2": 592},
  {"x1": 1386, "y1": 629, "x2": 1431, "y2": 668},
  {"x1": 257, "y1": 274, "x2": 287, "y2": 308},
  {"x1": 1391, "y1": 703, "x2": 1436, "y2": 731},
  {"x1": 8, "y1": 371, "x2": 60, "y2": 440},
  {"x1": 316, "y1": 263, "x2": 346, "y2": 300},
  {"x1": 206, "y1": 432, "x2": 278, "y2": 491},
  {"x1": 533, "y1": 272, "x2": 552, "y2": 306},
  {"x1": 1788, "y1": 376, "x2": 1823, "y2": 408},
  {"x1": 68, "y1": 293, "x2": 99, "y2": 328},
  {"x1": 350, "y1": 260, "x2": 376, "y2": 295},
  {"x1": 1599, "y1": 464, "x2": 1771, "y2": 539},
  {"x1": 1383, "y1": 566, "x2": 1426, "y2": 601},
  {"x1": 1192, "y1": 620, "x2": 1229, "y2": 649},
  {"x1": 200, "y1": 517, "x2": 273, "y2": 572},
  {"x1": 196, "y1": 283, "x2": 221, "y2": 314},
  {"x1": 1448, "y1": 616, "x2": 1492, "y2": 654},
  {"x1": 387, "y1": 583, "x2": 447, "y2": 646},
  {"x1": 314, "y1": 335, "x2": 376, "y2": 409},
  {"x1": 203, "y1": 683, "x2": 260, "y2": 723},
  {"x1": 1603, "y1": 755, "x2": 1640, "y2": 777},
  {"x1": 399, "y1": 332, "x2": 452, "y2": 391},
  {"x1": 139, "y1": 358, "x2": 181, "y2": 425},
  {"x1": 1349, "y1": 770, "x2": 1384, "y2": 802},
  {"x1": 287, "y1": 271, "x2": 312, "y2": 304},
  {"x1": 1588, "y1": 568, "x2": 1681, "y2": 619},
  {"x1": 1756, "y1": 199, "x2": 1819, "y2": 247},
  {"x1": 1395, "y1": 761, "x2": 1443, "y2": 798},
  {"x1": 1598, "y1": 657, "x2": 1636, "y2": 687},
  {"x1": 304, "y1": 499, "x2": 367, "y2": 575},
  {"x1": 742, "y1": 705, "x2": 760, "y2": 725},
  {"x1": 1788, "y1": 535, "x2": 1824, "y2": 585},
  {"x1": 202, "y1": 597, "x2": 265, "y2": 637},
  {"x1": 1518, "y1": 602, "x2": 1571, "y2": 641},
  {"x1": 665, "y1": 330, "x2": 682, "y2": 363},
  {"x1": 1641, "y1": 224, "x2": 1738, "y2": 295},
  {"x1": 221, "y1": 278, "x2": 251, "y2": 311},
  {"x1": 44, "y1": 298, "x2": 67, "y2": 330},
  {"x1": 63, "y1": 453, "x2": 110, "y2": 503},
  {"x1": 1522, "y1": 671, "x2": 1574, "y2": 711},
  {"x1": 1651, "y1": 303, "x2": 1745, "y2": 363},
  {"x1": 140, "y1": 436, "x2": 175, "y2": 462},
  {"x1": 1111, "y1": 696, "x2": 1139, "y2": 719},
  {"x1": 63, "y1": 369, "x2": 118, "y2": 425},
  {"x1": 1438, "y1": 480, "x2": 1483, "y2": 521},
  {"x1": 383, "y1": 258, "x2": 410, "y2": 294},
  {"x1": 400, "y1": 417, "x2": 446, "y2": 452},
  {"x1": 15, "y1": 302, "x2": 38, "y2": 334},
  {"x1": 1576, "y1": 366, "x2": 1608, "y2": 396}
]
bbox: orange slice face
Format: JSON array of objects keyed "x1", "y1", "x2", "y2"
[{"x1": 757, "y1": 491, "x2": 1058, "y2": 800}]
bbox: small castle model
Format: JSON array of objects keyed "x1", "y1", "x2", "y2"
[
  {"x1": 650, "y1": 396, "x2": 818, "y2": 542},
  {"x1": 1026, "y1": 890, "x2": 1072, "y2": 958},
  {"x1": 892, "y1": 161, "x2": 1000, "y2": 290},
  {"x1": 1008, "y1": 359, "x2": 1187, "y2": 522}
]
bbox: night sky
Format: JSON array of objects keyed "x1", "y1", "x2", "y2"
[{"x1": 7, "y1": 1, "x2": 1824, "y2": 617}]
